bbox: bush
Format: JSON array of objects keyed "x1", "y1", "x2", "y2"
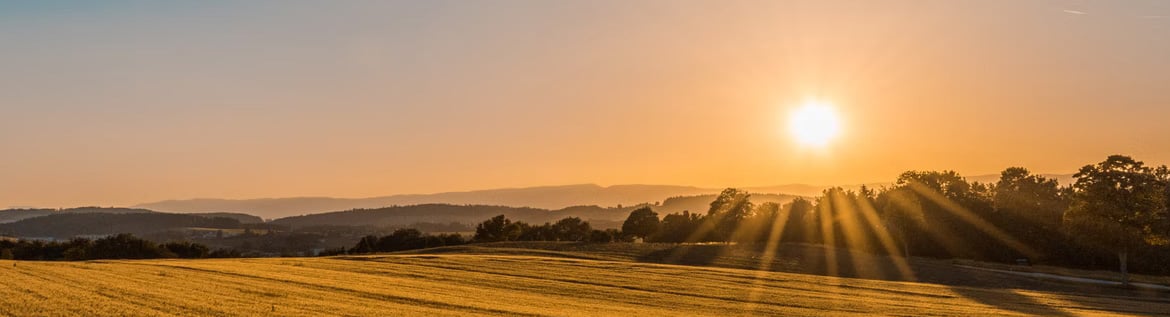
[{"x1": 588, "y1": 230, "x2": 614, "y2": 243}]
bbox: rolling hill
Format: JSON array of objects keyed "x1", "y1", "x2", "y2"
[
  {"x1": 0, "y1": 207, "x2": 155, "y2": 224},
  {"x1": 1, "y1": 243, "x2": 1163, "y2": 316},
  {"x1": 268, "y1": 193, "x2": 799, "y2": 230},
  {"x1": 136, "y1": 184, "x2": 718, "y2": 219},
  {"x1": 0, "y1": 212, "x2": 261, "y2": 239},
  {"x1": 136, "y1": 175, "x2": 1073, "y2": 220}
]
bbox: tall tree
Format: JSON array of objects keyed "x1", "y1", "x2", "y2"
[
  {"x1": 994, "y1": 167, "x2": 1068, "y2": 229},
  {"x1": 879, "y1": 187, "x2": 922, "y2": 258},
  {"x1": 1064, "y1": 155, "x2": 1169, "y2": 285},
  {"x1": 887, "y1": 170, "x2": 1028, "y2": 260},
  {"x1": 621, "y1": 206, "x2": 660, "y2": 241},
  {"x1": 473, "y1": 215, "x2": 521, "y2": 242},
  {"x1": 706, "y1": 188, "x2": 754, "y2": 242},
  {"x1": 551, "y1": 217, "x2": 592, "y2": 241},
  {"x1": 655, "y1": 211, "x2": 701, "y2": 243},
  {"x1": 784, "y1": 197, "x2": 817, "y2": 244}
]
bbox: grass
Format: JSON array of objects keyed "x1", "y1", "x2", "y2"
[
  {"x1": 2, "y1": 243, "x2": 1169, "y2": 316},
  {"x1": 409, "y1": 242, "x2": 1170, "y2": 294},
  {"x1": 951, "y1": 258, "x2": 1170, "y2": 286}
]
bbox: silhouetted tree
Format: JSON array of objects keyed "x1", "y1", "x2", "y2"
[
  {"x1": 377, "y1": 229, "x2": 424, "y2": 251},
  {"x1": 747, "y1": 202, "x2": 783, "y2": 243},
  {"x1": 885, "y1": 171, "x2": 1015, "y2": 260},
  {"x1": 654, "y1": 210, "x2": 703, "y2": 243},
  {"x1": 350, "y1": 235, "x2": 379, "y2": 253},
  {"x1": 552, "y1": 217, "x2": 591, "y2": 241},
  {"x1": 588, "y1": 230, "x2": 614, "y2": 243},
  {"x1": 517, "y1": 222, "x2": 556, "y2": 241},
  {"x1": 880, "y1": 187, "x2": 922, "y2": 258},
  {"x1": 1064, "y1": 155, "x2": 1169, "y2": 285},
  {"x1": 474, "y1": 215, "x2": 521, "y2": 242},
  {"x1": 347, "y1": 229, "x2": 466, "y2": 254},
  {"x1": 706, "y1": 188, "x2": 754, "y2": 242},
  {"x1": 163, "y1": 241, "x2": 211, "y2": 258},
  {"x1": 621, "y1": 206, "x2": 660, "y2": 241},
  {"x1": 439, "y1": 233, "x2": 466, "y2": 245},
  {"x1": 995, "y1": 167, "x2": 1068, "y2": 229}
]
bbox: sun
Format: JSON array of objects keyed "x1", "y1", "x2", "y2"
[{"x1": 789, "y1": 101, "x2": 842, "y2": 147}]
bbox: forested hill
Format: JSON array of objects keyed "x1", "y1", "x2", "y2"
[
  {"x1": 137, "y1": 184, "x2": 719, "y2": 219},
  {"x1": 188, "y1": 212, "x2": 265, "y2": 224},
  {"x1": 135, "y1": 177, "x2": 1072, "y2": 220},
  {"x1": 0, "y1": 212, "x2": 260, "y2": 239},
  {"x1": 269, "y1": 204, "x2": 625, "y2": 230},
  {"x1": 269, "y1": 193, "x2": 799, "y2": 230},
  {"x1": 0, "y1": 207, "x2": 155, "y2": 224}
]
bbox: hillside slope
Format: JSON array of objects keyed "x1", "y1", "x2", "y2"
[
  {"x1": 268, "y1": 193, "x2": 798, "y2": 230},
  {"x1": 136, "y1": 184, "x2": 718, "y2": 219},
  {"x1": 410, "y1": 242, "x2": 1170, "y2": 297},
  {"x1": 0, "y1": 207, "x2": 155, "y2": 224},
  {"x1": 268, "y1": 204, "x2": 630, "y2": 230},
  {"x1": 1, "y1": 253, "x2": 1163, "y2": 316},
  {"x1": 0, "y1": 213, "x2": 251, "y2": 239}
]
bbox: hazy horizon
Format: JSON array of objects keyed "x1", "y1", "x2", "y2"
[
  {"x1": 11, "y1": 172, "x2": 1078, "y2": 211},
  {"x1": 3, "y1": 1, "x2": 1168, "y2": 208}
]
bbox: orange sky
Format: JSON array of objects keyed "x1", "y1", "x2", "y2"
[{"x1": 2, "y1": 1, "x2": 1169, "y2": 208}]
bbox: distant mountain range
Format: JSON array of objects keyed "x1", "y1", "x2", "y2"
[
  {"x1": 137, "y1": 184, "x2": 719, "y2": 220},
  {"x1": 0, "y1": 207, "x2": 265, "y2": 239},
  {"x1": 0, "y1": 207, "x2": 263, "y2": 224},
  {"x1": 137, "y1": 174, "x2": 1074, "y2": 219}
]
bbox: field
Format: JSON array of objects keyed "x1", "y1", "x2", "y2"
[{"x1": 2, "y1": 244, "x2": 1169, "y2": 316}]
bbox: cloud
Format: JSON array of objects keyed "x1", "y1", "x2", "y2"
[{"x1": 1062, "y1": 10, "x2": 1087, "y2": 15}]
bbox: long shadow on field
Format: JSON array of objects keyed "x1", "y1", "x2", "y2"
[
  {"x1": 947, "y1": 286, "x2": 1074, "y2": 316},
  {"x1": 399, "y1": 242, "x2": 1170, "y2": 312},
  {"x1": 636, "y1": 245, "x2": 723, "y2": 267},
  {"x1": 636, "y1": 244, "x2": 907, "y2": 281},
  {"x1": 631, "y1": 243, "x2": 1170, "y2": 315}
]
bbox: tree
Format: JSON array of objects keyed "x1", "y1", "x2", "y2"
[
  {"x1": 88, "y1": 234, "x2": 175, "y2": 259},
  {"x1": 517, "y1": 222, "x2": 554, "y2": 241},
  {"x1": 378, "y1": 228, "x2": 425, "y2": 251},
  {"x1": 587, "y1": 230, "x2": 614, "y2": 243},
  {"x1": 349, "y1": 235, "x2": 378, "y2": 254},
  {"x1": 162, "y1": 241, "x2": 210, "y2": 258},
  {"x1": 994, "y1": 167, "x2": 1068, "y2": 229},
  {"x1": 707, "y1": 188, "x2": 754, "y2": 242},
  {"x1": 621, "y1": 206, "x2": 660, "y2": 241},
  {"x1": 551, "y1": 217, "x2": 592, "y2": 241},
  {"x1": 889, "y1": 170, "x2": 1023, "y2": 260},
  {"x1": 654, "y1": 211, "x2": 702, "y2": 243},
  {"x1": 785, "y1": 197, "x2": 817, "y2": 244},
  {"x1": 1064, "y1": 155, "x2": 1169, "y2": 285},
  {"x1": 751, "y1": 202, "x2": 783, "y2": 243},
  {"x1": 474, "y1": 215, "x2": 521, "y2": 242}
]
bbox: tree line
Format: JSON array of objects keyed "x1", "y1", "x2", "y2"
[
  {"x1": 0, "y1": 234, "x2": 239, "y2": 261},
  {"x1": 616, "y1": 155, "x2": 1170, "y2": 284},
  {"x1": 336, "y1": 216, "x2": 627, "y2": 255},
  {"x1": 471, "y1": 215, "x2": 626, "y2": 243},
  {"x1": 338, "y1": 155, "x2": 1169, "y2": 286}
]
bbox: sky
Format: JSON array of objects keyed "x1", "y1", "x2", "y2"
[{"x1": 2, "y1": 0, "x2": 1169, "y2": 208}]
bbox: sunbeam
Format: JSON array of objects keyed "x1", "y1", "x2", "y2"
[
  {"x1": 906, "y1": 182, "x2": 1039, "y2": 259},
  {"x1": 852, "y1": 193, "x2": 918, "y2": 280}
]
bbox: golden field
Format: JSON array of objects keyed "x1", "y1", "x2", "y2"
[{"x1": 2, "y1": 245, "x2": 1168, "y2": 317}]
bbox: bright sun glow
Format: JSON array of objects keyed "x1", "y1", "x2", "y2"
[{"x1": 789, "y1": 101, "x2": 842, "y2": 147}]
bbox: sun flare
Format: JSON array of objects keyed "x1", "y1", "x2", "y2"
[{"x1": 789, "y1": 101, "x2": 842, "y2": 147}]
